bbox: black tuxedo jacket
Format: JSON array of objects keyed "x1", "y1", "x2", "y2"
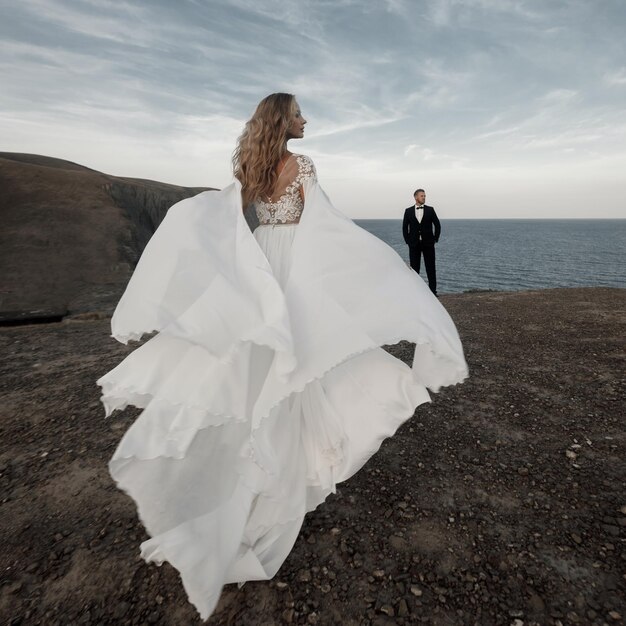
[{"x1": 402, "y1": 205, "x2": 441, "y2": 246}]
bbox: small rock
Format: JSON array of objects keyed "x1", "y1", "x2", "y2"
[
  {"x1": 320, "y1": 583, "x2": 331, "y2": 593},
  {"x1": 155, "y1": 595, "x2": 163, "y2": 605},
  {"x1": 565, "y1": 450, "x2": 577, "y2": 460},
  {"x1": 397, "y1": 599, "x2": 409, "y2": 617},
  {"x1": 276, "y1": 581, "x2": 288, "y2": 590},
  {"x1": 113, "y1": 602, "x2": 129, "y2": 619},
  {"x1": 602, "y1": 524, "x2": 620, "y2": 537},
  {"x1": 8, "y1": 581, "x2": 23, "y2": 594},
  {"x1": 282, "y1": 609, "x2": 294, "y2": 624},
  {"x1": 410, "y1": 585, "x2": 423, "y2": 597},
  {"x1": 329, "y1": 527, "x2": 341, "y2": 535},
  {"x1": 571, "y1": 533, "x2": 582, "y2": 544},
  {"x1": 528, "y1": 589, "x2": 545, "y2": 612},
  {"x1": 380, "y1": 605, "x2": 395, "y2": 617},
  {"x1": 297, "y1": 569, "x2": 312, "y2": 583},
  {"x1": 372, "y1": 569, "x2": 385, "y2": 579},
  {"x1": 609, "y1": 611, "x2": 622, "y2": 621},
  {"x1": 307, "y1": 612, "x2": 318, "y2": 624},
  {"x1": 517, "y1": 467, "x2": 529, "y2": 476},
  {"x1": 389, "y1": 535, "x2": 407, "y2": 551}
]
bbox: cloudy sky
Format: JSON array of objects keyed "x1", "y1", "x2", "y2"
[{"x1": 1, "y1": 0, "x2": 625, "y2": 218}]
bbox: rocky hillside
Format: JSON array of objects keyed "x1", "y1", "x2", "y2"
[
  {"x1": 0, "y1": 287, "x2": 624, "y2": 625},
  {"x1": 0, "y1": 153, "x2": 214, "y2": 322}
]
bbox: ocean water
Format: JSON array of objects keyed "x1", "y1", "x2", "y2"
[{"x1": 355, "y1": 219, "x2": 626, "y2": 294}]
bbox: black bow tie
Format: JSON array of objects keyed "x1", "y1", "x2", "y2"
[{"x1": 416, "y1": 205, "x2": 424, "y2": 209}]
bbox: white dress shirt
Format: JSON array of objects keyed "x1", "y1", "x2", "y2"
[{"x1": 414, "y1": 204, "x2": 425, "y2": 223}]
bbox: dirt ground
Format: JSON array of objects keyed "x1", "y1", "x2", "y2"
[{"x1": 0, "y1": 287, "x2": 624, "y2": 626}]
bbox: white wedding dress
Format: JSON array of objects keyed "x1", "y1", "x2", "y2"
[{"x1": 96, "y1": 153, "x2": 468, "y2": 620}]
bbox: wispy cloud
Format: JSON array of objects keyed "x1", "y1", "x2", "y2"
[
  {"x1": 604, "y1": 67, "x2": 626, "y2": 86},
  {"x1": 14, "y1": 0, "x2": 156, "y2": 46},
  {"x1": 423, "y1": 0, "x2": 542, "y2": 27},
  {"x1": 1, "y1": 0, "x2": 624, "y2": 217},
  {"x1": 539, "y1": 89, "x2": 579, "y2": 106}
]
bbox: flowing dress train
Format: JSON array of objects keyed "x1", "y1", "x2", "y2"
[{"x1": 96, "y1": 154, "x2": 468, "y2": 619}]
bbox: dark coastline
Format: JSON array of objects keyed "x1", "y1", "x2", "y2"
[{"x1": 0, "y1": 287, "x2": 624, "y2": 625}]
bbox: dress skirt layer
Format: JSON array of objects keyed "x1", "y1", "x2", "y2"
[{"x1": 96, "y1": 180, "x2": 468, "y2": 620}]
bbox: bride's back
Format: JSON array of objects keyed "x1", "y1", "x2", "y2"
[{"x1": 254, "y1": 153, "x2": 316, "y2": 225}]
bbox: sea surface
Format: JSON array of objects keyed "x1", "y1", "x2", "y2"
[{"x1": 354, "y1": 219, "x2": 626, "y2": 294}]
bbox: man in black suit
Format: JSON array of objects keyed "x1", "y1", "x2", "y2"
[{"x1": 402, "y1": 188, "x2": 441, "y2": 295}]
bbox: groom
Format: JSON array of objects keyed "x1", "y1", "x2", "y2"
[{"x1": 402, "y1": 188, "x2": 441, "y2": 296}]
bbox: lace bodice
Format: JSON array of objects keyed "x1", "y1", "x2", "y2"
[{"x1": 254, "y1": 154, "x2": 317, "y2": 225}]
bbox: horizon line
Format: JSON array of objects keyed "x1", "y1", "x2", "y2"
[{"x1": 354, "y1": 217, "x2": 626, "y2": 221}]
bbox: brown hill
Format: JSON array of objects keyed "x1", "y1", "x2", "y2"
[{"x1": 0, "y1": 153, "x2": 214, "y2": 323}]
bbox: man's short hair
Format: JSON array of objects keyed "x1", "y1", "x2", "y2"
[{"x1": 413, "y1": 188, "x2": 425, "y2": 196}]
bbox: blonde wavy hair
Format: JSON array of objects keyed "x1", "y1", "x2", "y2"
[{"x1": 232, "y1": 92, "x2": 296, "y2": 208}]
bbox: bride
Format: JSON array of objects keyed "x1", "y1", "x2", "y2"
[{"x1": 97, "y1": 92, "x2": 468, "y2": 620}]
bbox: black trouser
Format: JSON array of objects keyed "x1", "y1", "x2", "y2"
[{"x1": 409, "y1": 242, "x2": 437, "y2": 295}]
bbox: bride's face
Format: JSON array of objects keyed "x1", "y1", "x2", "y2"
[{"x1": 286, "y1": 101, "x2": 307, "y2": 140}]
